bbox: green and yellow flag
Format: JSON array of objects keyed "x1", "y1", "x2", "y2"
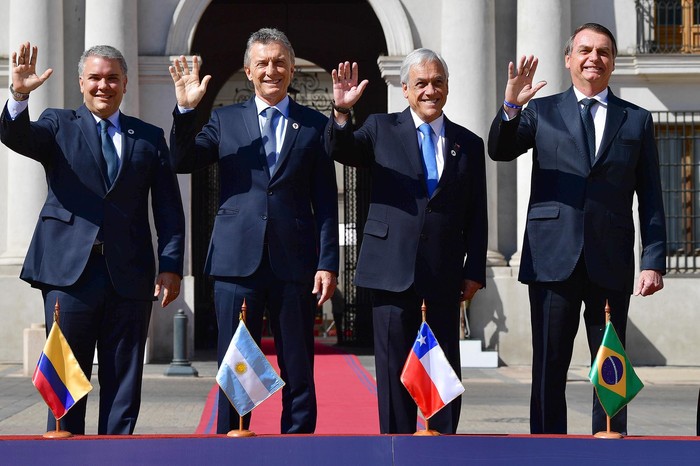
[{"x1": 588, "y1": 321, "x2": 644, "y2": 418}]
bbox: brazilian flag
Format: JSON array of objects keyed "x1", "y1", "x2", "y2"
[{"x1": 588, "y1": 321, "x2": 644, "y2": 418}]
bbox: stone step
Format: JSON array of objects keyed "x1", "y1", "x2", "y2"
[{"x1": 459, "y1": 339, "x2": 498, "y2": 368}]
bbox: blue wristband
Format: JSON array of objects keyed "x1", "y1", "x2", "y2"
[{"x1": 503, "y1": 100, "x2": 522, "y2": 109}]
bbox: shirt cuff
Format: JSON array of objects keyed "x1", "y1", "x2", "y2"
[{"x1": 6, "y1": 96, "x2": 28, "y2": 120}]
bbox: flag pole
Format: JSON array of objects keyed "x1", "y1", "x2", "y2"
[
  {"x1": 227, "y1": 298, "x2": 256, "y2": 438},
  {"x1": 594, "y1": 300, "x2": 623, "y2": 439},
  {"x1": 43, "y1": 298, "x2": 72, "y2": 439},
  {"x1": 414, "y1": 299, "x2": 440, "y2": 437}
]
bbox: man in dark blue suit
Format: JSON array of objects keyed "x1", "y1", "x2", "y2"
[
  {"x1": 168, "y1": 28, "x2": 339, "y2": 434},
  {"x1": 0, "y1": 43, "x2": 185, "y2": 435},
  {"x1": 488, "y1": 23, "x2": 666, "y2": 435},
  {"x1": 326, "y1": 49, "x2": 488, "y2": 434}
]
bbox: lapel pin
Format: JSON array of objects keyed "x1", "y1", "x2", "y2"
[
  {"x1": 451, "y1": 143, "x2": 460, "y2": 156},
  {"x1": 292, "y1": 122, "x2": 299, "y2": 130},
  {"x1": 128, "y1": 129, "x2": 135, "y2": 135}
]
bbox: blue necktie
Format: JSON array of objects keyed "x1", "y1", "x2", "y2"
[
  {"x1": 262, "y1": 107, "x2": 281, "y2": 174},
  {"x1": 580, "y1": 98, "x2": 596, "y2": 165},
  {"x1": 418, "y1": 123, "x2": 438, "y2": 197},
  {"x1": 99, "y1": 119, "x2": 119, "y2": 185}
]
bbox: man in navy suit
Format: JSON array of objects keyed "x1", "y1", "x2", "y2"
[
  {"x1": 326, "y1": 49, "x2": 488, "y2": 434},
  {"x1": 488, "y1": 23, "x2": 666, "y2": 435},
  {"x1": 0, "y1": 43, "x2": 185, "y2": 435},
  {"x1": 169, "y1": 28, "x2": 339, "y2": 434}
]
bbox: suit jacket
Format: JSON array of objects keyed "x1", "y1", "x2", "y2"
[
  {"x1": 325, "y1": 108, "x2": 487, "y2": 301},
  {"x1": 488, "y1": 87, "x2": 666, "y2": 293},
  {"x1": 170, "y1": 97, "x2": 339, "y2": 283},
  {"x1": 0, "y1": 104, "x2": 185, "y2": 300}
]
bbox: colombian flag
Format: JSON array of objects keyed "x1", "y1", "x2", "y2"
[
  {"x1": 32, "y1": 322, "x2": 93, "y2": 420},
  {"x1": 400, "y1": 322, "x2": 465, "y2": 419},
  {"x1": 588, "y1": 321, "x2": 644, "y2": 418}
]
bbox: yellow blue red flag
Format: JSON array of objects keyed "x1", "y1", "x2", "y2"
[
  {"x1": 32, "y1": 322, "x2": 93, "y2": 420},
  {"x1": 588, "y1": 321, "x2": 644, "y2": 418}
]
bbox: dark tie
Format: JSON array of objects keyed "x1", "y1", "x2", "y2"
[
  {"x1": 99, "y1": 119, "x2": 119, "y2": 185},
  {"x1": 418, "y1": 123, "x2": 438, "y2": 197},
  {"x1": 262, "y1": 107, "x2": 281, "y2": 174},
  {"x1": 580, "y1": 98, "x2": 596, "y2": 165}
]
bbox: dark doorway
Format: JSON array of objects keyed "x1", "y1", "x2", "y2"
[{"x1": 189, "y1": 0, "x2": 387, "y2": 350}]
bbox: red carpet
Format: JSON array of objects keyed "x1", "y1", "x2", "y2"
[{"x1": 196, "y1": 338, "x2": 380, "y2": 434}]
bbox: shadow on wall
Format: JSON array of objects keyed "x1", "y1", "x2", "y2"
[
  {"x1": 466, "y1": 289, "x2": 508, "y2": 355},
  {"x1": 627, "y1": 318, "x2": 667, "y2": 366}
]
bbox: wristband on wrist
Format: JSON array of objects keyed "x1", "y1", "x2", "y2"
[
  {"x1": 331, "y1": 101, "x2": 352, "y2": 115},
  {"x1": 503, "y1": 100, "x2": 522, "y2": 110},
  {"x1": 10, "y1": 84, "x2": 30, "y2": 101},
  {"x1": 10, "y1": 84, "x2": 30, "y2": 102}
]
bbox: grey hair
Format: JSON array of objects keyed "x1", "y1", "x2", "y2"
[
  {"x1": 564, "y1": 23, "x2": 618, "y2": 58},
  {"x1": 78, "y1": 45, "x2": 128, "y2": 76},
  {"x1": 400, "y1": 48, "x2": 449, "y2": 85},
  {"x1": 243, "y1": 28, "x2": 295, "y2": 67}
]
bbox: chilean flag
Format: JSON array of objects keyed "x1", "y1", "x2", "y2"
[{"x1": 400, "y1": 322, "x2": 465, "y2": 419}]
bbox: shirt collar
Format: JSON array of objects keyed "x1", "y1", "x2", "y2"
[
  {"x1": 409, "y1": 109, "x2": 444, "y2": 135},
  {"x1": 573, "y1": 87, "x2": 608, "y2": 106},
  {"x1": 255, "y1": 95, "x2": 290, "y2": 118},
  {"x1": 92, "y1": 110, "x2": 121, "y2": 131}
]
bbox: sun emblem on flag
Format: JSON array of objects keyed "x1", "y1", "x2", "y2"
[{"x1": 235, "y1": 362, "x2": 248, "y2": 374}]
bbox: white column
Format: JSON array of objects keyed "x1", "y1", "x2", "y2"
[
  {"x1": 377, "y1": 55, "x2": 406, "y2": 113},
  {"x1": 442, "y1": 0, "x2": 505, "y2": 265},
  {"x1": 85, "y1": 0, "x2": 139, "y2": 116},
  {"x1": 512, "y1": 0, "x2": 571, "y2": 265},
  {"x1": 1, "y1": 0, "x2": 64, "y2": 265}
]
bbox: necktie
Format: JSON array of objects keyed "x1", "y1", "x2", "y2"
[
  {"x1": 99, "y1": 119, "x2": 119, "y2": 185},
  {"x1": 580, "y1": 98, "x2": 596, "y2": 165},
  {"x1": 418, "y1": 122, "x2": 438, "y2": 197},
  {"x1": 262, "y1": 107, "x2": 281, "y2": 174}
]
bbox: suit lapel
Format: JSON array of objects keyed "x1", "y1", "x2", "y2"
[
  {"x1": 76, "y1": 105, "x2": 110, "y2": 192},
  {"x1": 274, "y1": 99, "x2": 302, "y2": 180},
  {"x1": 435, "y1": 117, "x2": 460, "y2": 197},
  {"x1": 116, "y1": 112, "x2": 136, "y2": 189},
  {"x1": 397, "y1": 109, "x2": 425, "y2": 189},
  {"x1": 558, "y1": 88, "x2": 591, "y2": 170},
  {"x1": 597, "y1": 91, "x2": 626, "y2": 166},
  {"x1": 243, "y1": 98, "x2": 271, "y2": 178}
]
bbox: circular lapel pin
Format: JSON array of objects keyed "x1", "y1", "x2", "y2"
[
  {"x1": 128, "y1": 129, "x2": 135, "y2": 135},
  {"x1": 292, "y1": 122, "x2": 299, "y2": 130}
]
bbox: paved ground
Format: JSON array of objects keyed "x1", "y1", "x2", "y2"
[{"x1": 1, "y1": 344, "x2": 698, "y2": 437}]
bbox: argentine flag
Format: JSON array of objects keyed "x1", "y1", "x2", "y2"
[{"x1": 216, "y1": 320, "x2": 285, "y2": 417}]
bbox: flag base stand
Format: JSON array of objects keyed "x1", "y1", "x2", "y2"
[
  {"x1": 43, "y1": 430, "x2": 72, "y2": 439},
  {"x1": 594, "y1": 430, "x2": 623, "y2": 439},
  {"x1": 227, "y1": 429, "x2": 256, "y2": 438},
  {"x1": 413, "y1": 429, "x2": 440, "y2": 436}
]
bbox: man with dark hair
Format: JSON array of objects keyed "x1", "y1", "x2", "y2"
[
  {"x1": 0, "y1": 42, "x2": 185, "y2": 435},
  {"x1": 488, "y1": 23, "x2": 666, "y2": 435},
  {"x1": 169, "y1": 28, "x2": 339, "y2": 434}
]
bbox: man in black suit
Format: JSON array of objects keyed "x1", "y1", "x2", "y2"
[
  {"x1": 326, "y1": 49, "x2": 488, "y2": 434},
  {"x1": 488, "y1": 23, "x2": 666, "y2": 435},
  {"x1": 169, "y1": 28, "x2": 339, "y2": 434},
  {"x1": 0, "y1": 43, "x2": 185, "y2": 434}
]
